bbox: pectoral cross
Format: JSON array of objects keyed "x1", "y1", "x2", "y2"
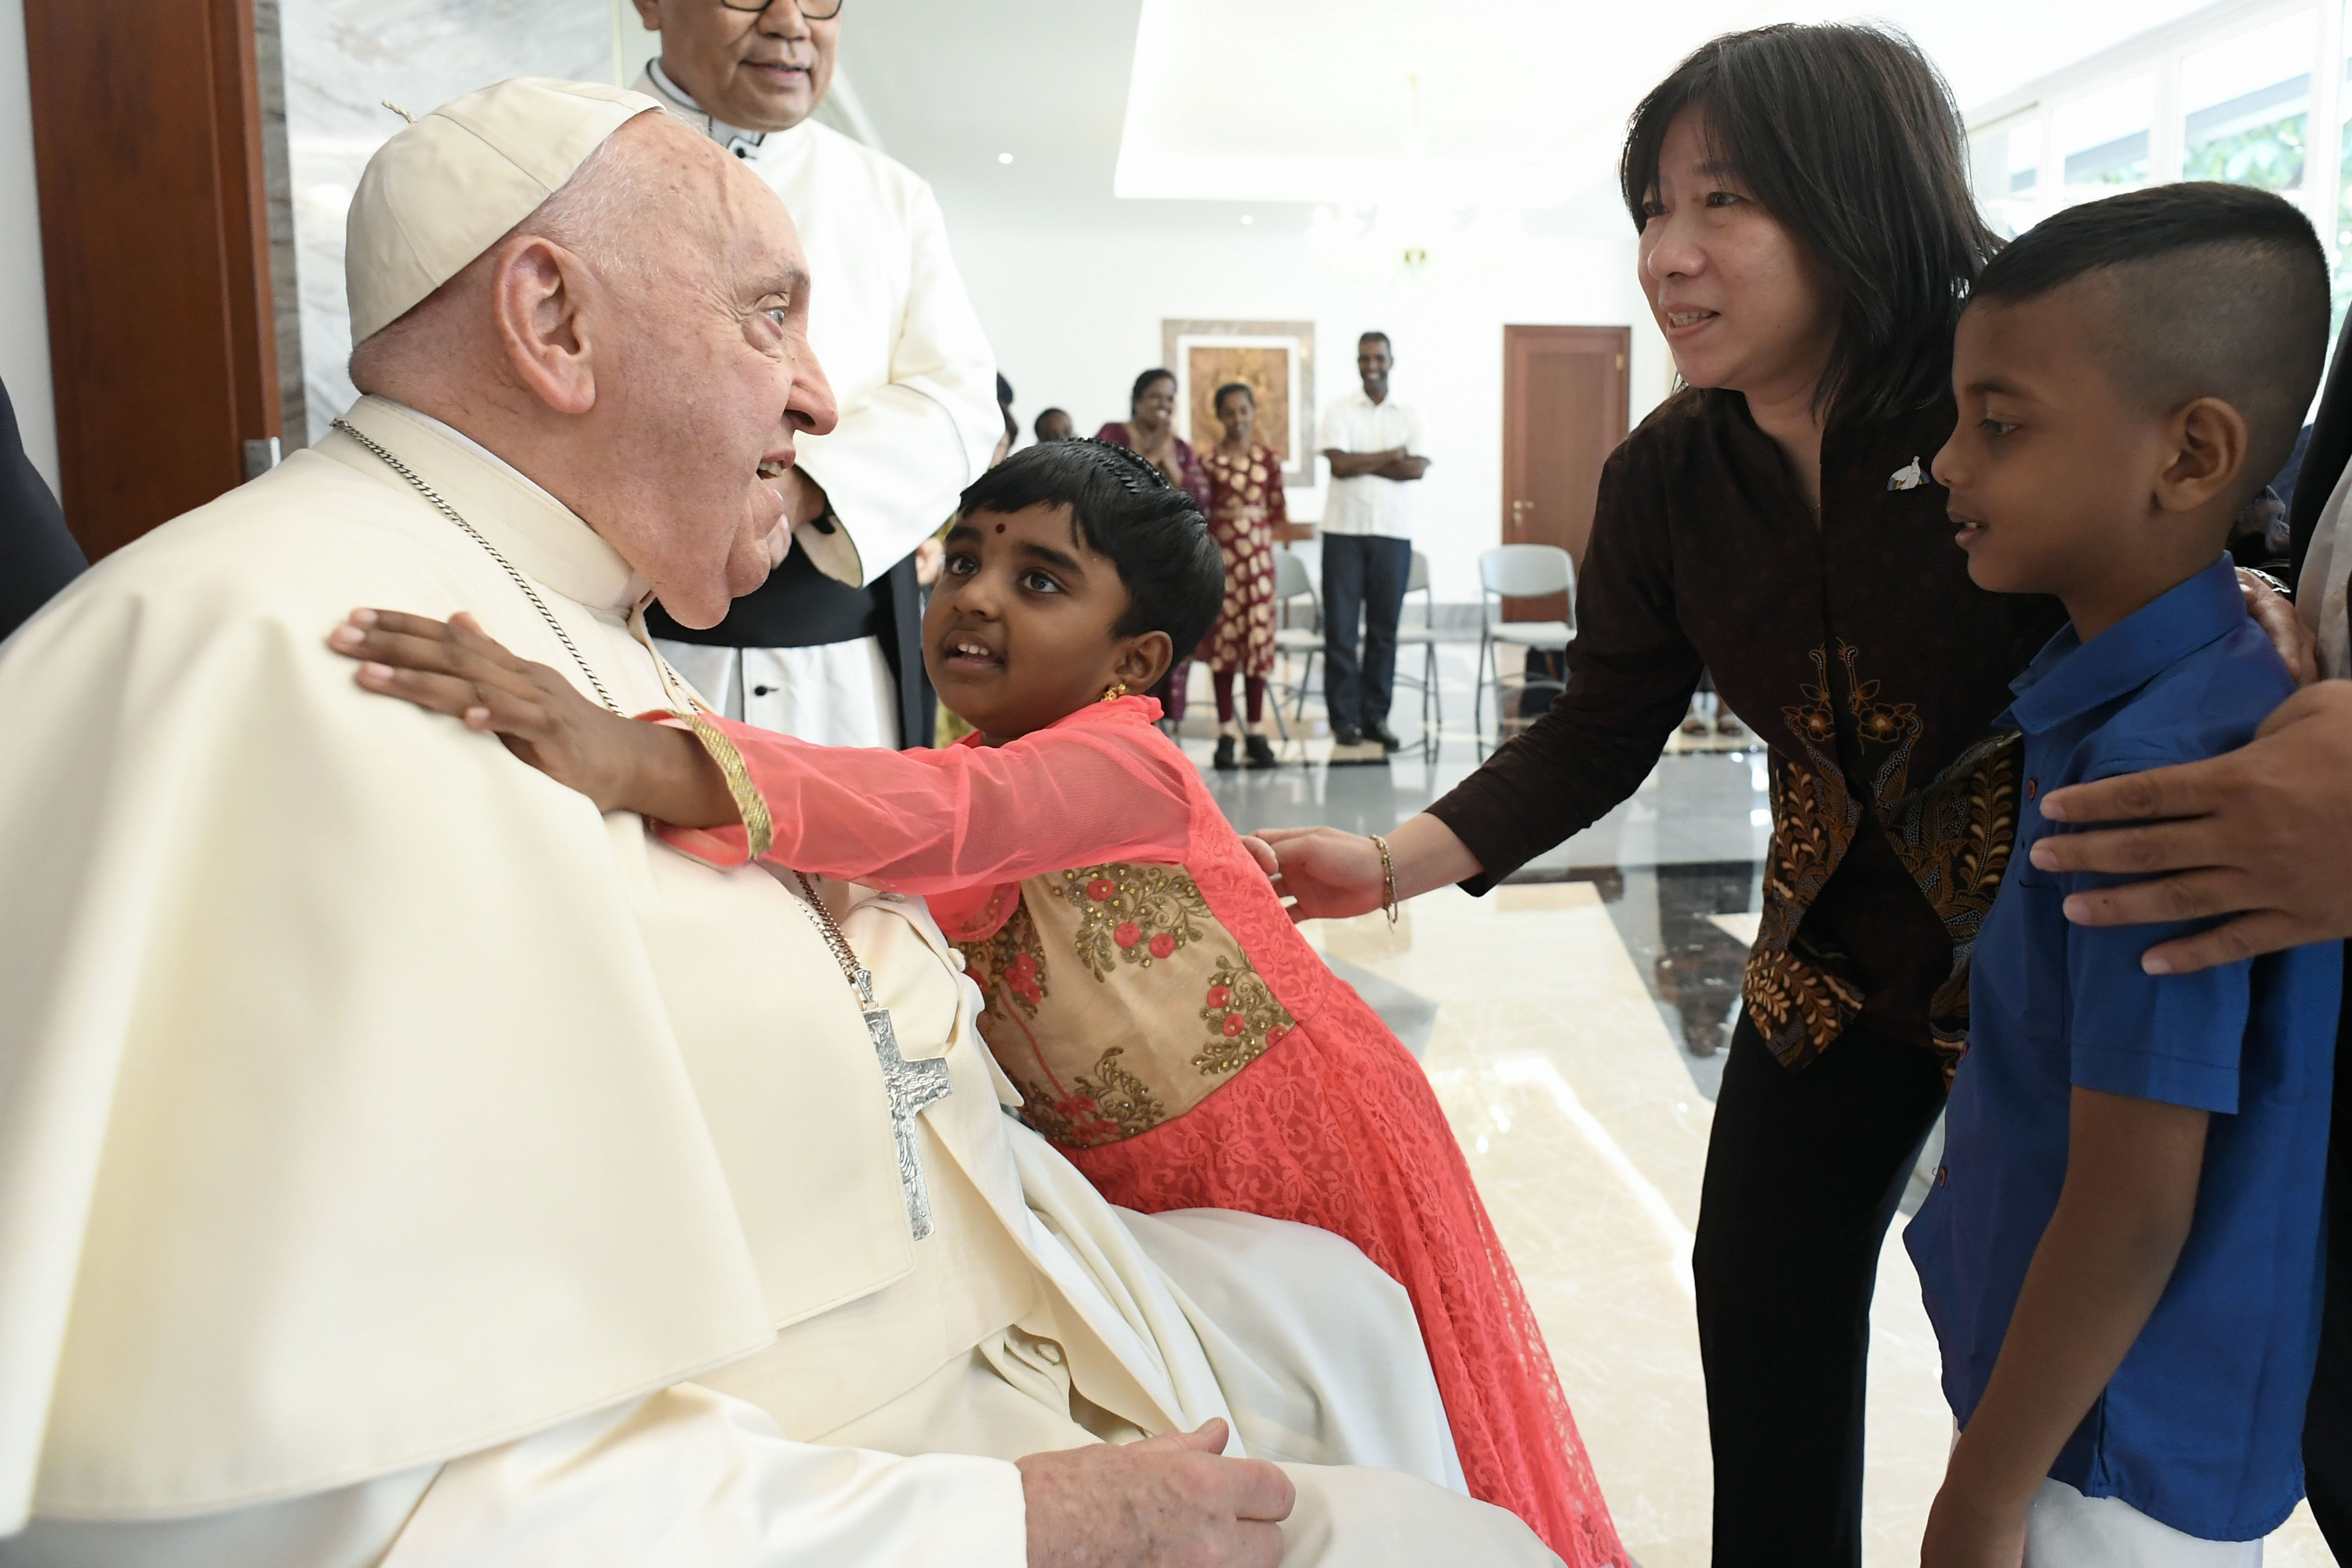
[{"x1": 858, "y1": 967, "x2": 954, "y2": 1240}]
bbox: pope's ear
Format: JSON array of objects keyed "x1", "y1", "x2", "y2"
[
  {"x1": 1117, "y1": 632, "x2": 1173, "y2": 695},
  {"x1": 490, "y1": 235, "x2": 599, "y2": 418}
]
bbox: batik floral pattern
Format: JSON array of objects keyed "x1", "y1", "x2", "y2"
[{"x1": 1747, "y1": 641, "x2": 2025, "y2": 1076}]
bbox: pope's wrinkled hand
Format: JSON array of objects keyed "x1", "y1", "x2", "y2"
[
  {"x1": 1018, "y1": 1420, "x2": 1293, "y2": 1568},
  {"x1": 326, "y1": 608, "x2": 736, "y2": 828}
]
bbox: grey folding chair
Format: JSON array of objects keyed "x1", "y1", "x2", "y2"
[
  {"x1": 1267, "y1": 548, "x2": 1323, "y2": 742},
  {"x1": 1390, "y1": 550, "x2": 1444, "y2": 752},
  {"x1": 1475, "y1": 544, "x2": 1575, "y2": 747}
]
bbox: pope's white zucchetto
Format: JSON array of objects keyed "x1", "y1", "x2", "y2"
[{"x1": 345, "y1": 77, "x2": 661, "y2": 344}]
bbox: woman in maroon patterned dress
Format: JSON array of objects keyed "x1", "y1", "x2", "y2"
[
  {"x1": 1096, "y1": 368, "x2": 1211, "y2": 725},
  {"x1": 1198, "y1": 382, "x2": 1287, "y2": 770}
]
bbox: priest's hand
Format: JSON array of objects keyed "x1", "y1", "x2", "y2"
[
  {"x1": 1018, "y1": 1419, "x2": 1292, "y2": 1568},
  {"x1": 328, "y1": 609, "x2": 737, "y2": 828},
  {"x1": 2032, "y1": 679, "x2": 2352, "y2": 973}
]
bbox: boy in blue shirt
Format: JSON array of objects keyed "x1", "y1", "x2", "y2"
[{"x1": 1909, "y1": 182, "x2": 2344, "y2": 1566}]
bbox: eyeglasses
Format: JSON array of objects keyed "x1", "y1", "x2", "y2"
[{"x1": 718, "y1": 0, "x2": 843, "y2": 16}]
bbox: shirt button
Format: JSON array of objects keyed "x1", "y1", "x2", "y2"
[
  {"x1": 1936, "y1": 1165, "x2": 1949, "y2": 1187},
  {"x1": 2025, "y1": 778, "x2": 2038, "y2": 799}
]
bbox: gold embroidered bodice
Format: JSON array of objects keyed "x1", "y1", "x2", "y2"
[{"x1": 957, "y1": 861, "x2": 1295, "y2": 1148}]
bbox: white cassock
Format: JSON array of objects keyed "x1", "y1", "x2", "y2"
[
  {"x1": 637, "y1": 63, "x2": 1000, "y2": 750},
  {"x1": 0, "y1": 397, "x2": 1557, "y2": 1568}
]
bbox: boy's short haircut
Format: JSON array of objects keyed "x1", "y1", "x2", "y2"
[
  {"x1": 1032, "y1": 407, "x2": 1071, "y2": 439},
  {"x1": 1970, "y1": 182, "x2": 2328, "y2": 493},
  {"x1": 956, "y1": 439, "x2": 1225, "y2": 661}
]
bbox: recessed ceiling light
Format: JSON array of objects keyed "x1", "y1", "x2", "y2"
[
  {"x1": 997, "y1": 152, "x2": 1014, "y2": 164},
  {"x1": 1241, "y1": 214, "x2": 1254, "y2": 225}
]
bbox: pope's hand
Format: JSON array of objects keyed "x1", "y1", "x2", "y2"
[
  {"x1": 1247, "y1": 827, "x2": 1387, "y2": 923},
  {"x1": 325, "y1": 608, "x2": 736, "y2": 828},
  {"x1": 2033, "y1": 679, "x2": 2352, "y2": 973},
  {"x1": 1018, "y1": 1420, "x2": 1292, "y2": 1568}
]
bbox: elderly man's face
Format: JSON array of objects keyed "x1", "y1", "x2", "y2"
[
  {"x1": 592, "y1": 124, "x2": 837, "y2": 625},
  {"x1": 636, "y1": 0, "x2": 838, "y2": 134}
]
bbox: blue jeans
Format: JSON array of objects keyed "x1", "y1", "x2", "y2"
[{"x1": 1321, "y1": 533, "x2": 1410, "y2": 730}]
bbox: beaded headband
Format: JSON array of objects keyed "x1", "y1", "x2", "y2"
[{"x1": 1071, "y1": 437, "x2": 1176, "y2": 496}]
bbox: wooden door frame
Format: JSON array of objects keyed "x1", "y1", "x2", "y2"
[
  {"x1": 1499, "y1": 324, "x2": 1631, "y2": 560},
  {"x1": 25, "y1": 0, "x2": 280, "y2": 560}
]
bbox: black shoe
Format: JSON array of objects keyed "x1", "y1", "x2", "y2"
[
  {"x1": 1244, "y1": 734, "x2": 1278, "y2": 768},
  {"x1": 1331, "y1": 722, "x2": 1365, "y2": 747},
  {"x1": 1213, "y1": 735, "x2": 1239, "y2": 771},
  {"x1": 1366, "y1": 721, "x2": 1403, "y2": 752}
]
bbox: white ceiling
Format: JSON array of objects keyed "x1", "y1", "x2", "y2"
[{"x1": 841, "y1": 0, "x2": 2230, "y2": 234}]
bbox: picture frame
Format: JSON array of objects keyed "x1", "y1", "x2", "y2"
[{"x1": 1161, "y1": 319, "x2": 1316, "y2": 491}]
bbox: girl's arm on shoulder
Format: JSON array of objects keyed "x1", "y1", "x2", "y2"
[{"x1": 670, "y1": 714, "x2": 1195, "y2": 892}]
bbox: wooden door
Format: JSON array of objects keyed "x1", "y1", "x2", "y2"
[
  {"x1": 25, "y1": 0, "x2": 280, "y2": 560},
  {"x1": 1501, "y1": 325, "x2": 1630, "y2": 619}
]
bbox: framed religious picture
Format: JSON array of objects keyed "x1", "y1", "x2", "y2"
[{"x1": 1161, "y1": 321, "x2": 1316, "y2": 517}]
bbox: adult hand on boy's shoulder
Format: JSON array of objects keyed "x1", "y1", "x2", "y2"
[
  {"x1": 2034, "y1": 680, "x2": 2352, "y2": 973},
  {"x1": 1920, "y1": 1481, "x2": 2027, "y2": 1568},
  {"x1": 2238, "y1": 569, "x2": 2317, "y2": 686}
]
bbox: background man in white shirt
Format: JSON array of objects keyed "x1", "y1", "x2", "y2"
[
  {"x1": 1316, "y1": 332, "x2": 1427, "y2": 751},
  {"x1": 633, "y1": 0, "x2": 1001, "y2": 749}
]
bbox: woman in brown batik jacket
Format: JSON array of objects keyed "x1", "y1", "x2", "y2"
[{"x1": 1249, "y1": 24, "x2": 2292, "y2": 1568}]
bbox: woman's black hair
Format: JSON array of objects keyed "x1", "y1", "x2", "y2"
[
  {"x1": 1130, "y1": 367, "x2": 1176, "y2": 408},
  {"x1": 955, "y1": 439, "x2": 1224, "y2": 662},
  {"x1": 1213, "y1": 381, "x2": 1254, "y2": 415},
  {"x1": 1620, "y1": 23, "x2": 1998, "y2": 427}
]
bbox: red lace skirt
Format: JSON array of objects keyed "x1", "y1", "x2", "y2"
[{"x1": 1067, "y1": 998, "x2": 1627, "y2": 1566}]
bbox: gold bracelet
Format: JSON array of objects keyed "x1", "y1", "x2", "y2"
[
  {"x1": 1369, "y1": 833, "x2": 1398, "y2": 929},
  {"x1": 686, "y1": 713, "x2": 775, "y2": 862}
]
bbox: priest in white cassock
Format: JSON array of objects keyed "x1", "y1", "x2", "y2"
[
  {"x1": 632, "y1": 0, "x2": 996, "y2": 750},
  {"x1": 0, "y1": 79, "x2": 1558, "y2": 1568}
]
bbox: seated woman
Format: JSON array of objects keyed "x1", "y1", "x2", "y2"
[{"x1": 330, "y1": 438, "x2": 1626, "y2": 1568}]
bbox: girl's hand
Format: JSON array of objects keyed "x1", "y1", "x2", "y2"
[
  {"x1": 1248, "y1": 827, "x2": 1388, "y2": 923},
  {"x1": 327, "y1": 608, "x2": 678, "y2": 816}
]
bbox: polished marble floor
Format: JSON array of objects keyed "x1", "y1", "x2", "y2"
[{"x1": 1176, "y1": 649, "x2": 2330, "y2": 1566}]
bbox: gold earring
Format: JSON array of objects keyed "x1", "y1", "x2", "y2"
[{"x1": 1100, "y1": 681, "x2": 1128, "y2": 702}]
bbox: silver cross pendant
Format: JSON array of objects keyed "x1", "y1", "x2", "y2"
[{"x1": 859, "y1": 968, "x2": 954, "y2": 1240}]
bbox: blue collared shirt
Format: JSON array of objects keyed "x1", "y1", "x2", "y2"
[{"x1": 1904, "y1": 556, "x2": 2341, "y2": 1542}]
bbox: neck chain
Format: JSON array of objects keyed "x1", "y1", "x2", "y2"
[
  {"x1": 334, "y1": 417, "x2": 625, "y2": 715},
  {"x1": 335, "y1": 415, "x2": 951, "y2": 1234}
]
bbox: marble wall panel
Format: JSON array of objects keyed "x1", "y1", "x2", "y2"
[{"x1": 281, "y1": 0, "x2": 621, "y2": 442}]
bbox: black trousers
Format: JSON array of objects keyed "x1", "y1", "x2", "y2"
[
  {"x1": 1695, "y1": 1010, "x2": 1948, "y2": 1567},
  {"x1": 2302, "y1": 944, "x2": 2352, "y2": 1557},
  {"x1": 1320, "y1": 533, "x2": 1411, "y2": 729}
]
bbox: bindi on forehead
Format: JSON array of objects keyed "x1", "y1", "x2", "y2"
[{"x1": 995, "y1": 522, "x2": 1006, "y2": 534}]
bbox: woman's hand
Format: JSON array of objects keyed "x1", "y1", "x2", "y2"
[
  {"x1": 326, "y1": 608, "x2": 725, "y2": 822},
  {"x1": 1247, "y1": 828, "x2": 1389, "y2": 922},
  {"x1": 2238, "y1": 568, "x2": 2317, "y2": 686},
  {"x1": 2034, "y1": 679, "x2": 2352, "y2": 972},
  {"x1": 1248, "y1": 816, "x2": 1486, "y2": 924}
]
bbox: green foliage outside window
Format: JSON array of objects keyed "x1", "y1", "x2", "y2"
[{"x1": 2184, "y1": 112, "x2": 2306, "y2": 189}]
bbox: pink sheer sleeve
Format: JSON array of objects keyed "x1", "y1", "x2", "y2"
[{"x1": 655, "y1": 714, "x2": 1194, "y2": 897}]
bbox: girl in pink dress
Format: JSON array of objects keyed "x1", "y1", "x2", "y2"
[{"x1": 332, "y1": 439, "x2": 1625, "y2": 1568}]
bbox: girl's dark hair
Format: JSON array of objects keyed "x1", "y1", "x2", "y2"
[
  {"x1": 1620, "y1": 23, "x2": 1997, "y2": 427},
  {"x1": 1213, "y1": 381, "x2": 1254, "y2": 414},
  {"x1": 956, "y1": 439, "x2": 1224, "y2": 662},
  {"x1": 1130, "y1": 367, "x2": 1176, "y2": 407}
]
